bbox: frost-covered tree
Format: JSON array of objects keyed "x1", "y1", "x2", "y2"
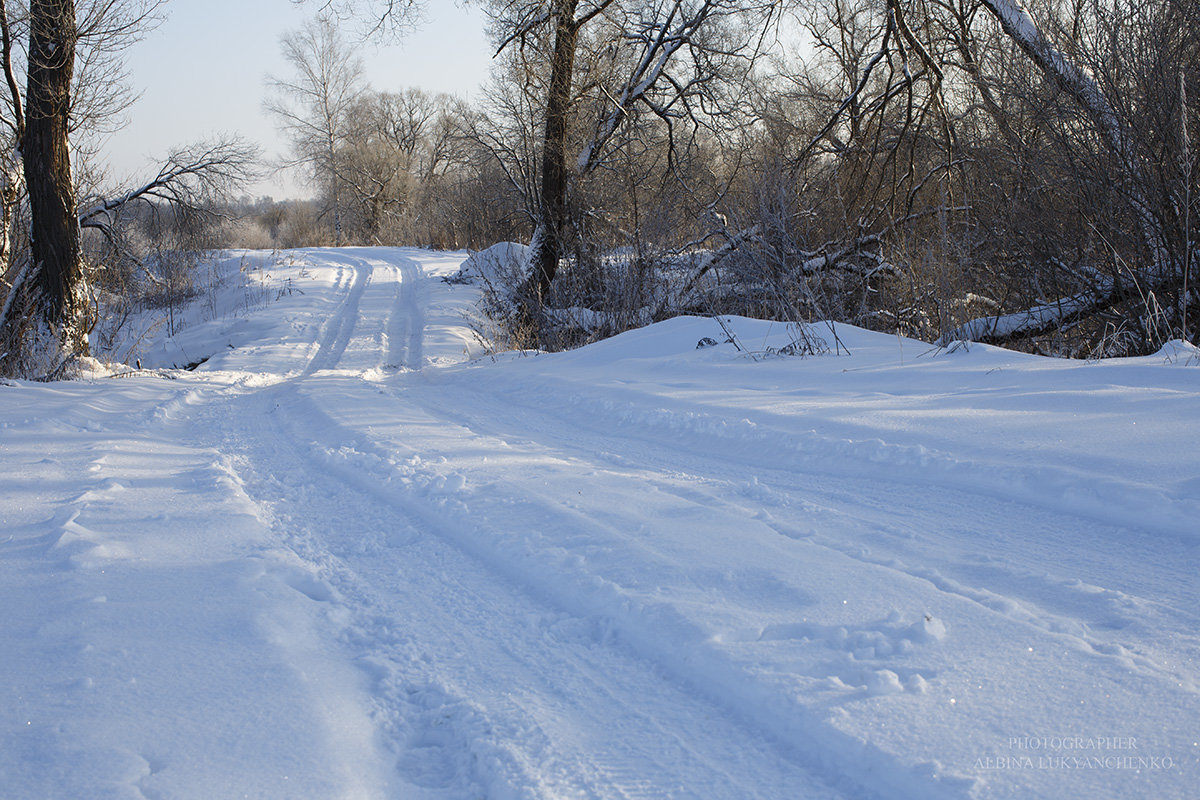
[
  {"x1": 336, "y1": 88, "x2": 459, "y2": 243},
  {"x1": 266, "y1": 17, "x2": 365, "y2": 245}
]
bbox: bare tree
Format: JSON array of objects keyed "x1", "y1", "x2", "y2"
[
  {"x1": 713, "y1": 0, "x2": 1197, "y2": 354},
  {"x1": 0, "y1": 0, "x2": 162, "y2": 277},
  {"x1": 300, "y1": 0, "x2": 422, "y2": 37},
  {"x1": 0, "y1": 0, "x2": 262, "y2": 377},
  {"x1": 266, "y1": 16, "x2": 365, "y2": 245},
  {"x1": 933, "y1": 0, "x2": 1199, "y2": 349},
  {"x1": 333, "y1": 88, "x2": 459, "y2": 243},
  {"x1": 79, "y1": 137, "x2": 260, "y2": 235},
  {"x1": 484, "y1": 0, "x2": 774, "y2": 334}
]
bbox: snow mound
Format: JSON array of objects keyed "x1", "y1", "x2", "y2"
[
  {"x1": 1153, "y1": 339, "x2": 1200, "y2": 362},
  {"x1": 453, "y1": 242, "x2": 529, "y2": 287}
]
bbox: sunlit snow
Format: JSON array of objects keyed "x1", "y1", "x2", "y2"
[{"x1": 2, "y1": 247, "x2": 1197, "y2": 799}]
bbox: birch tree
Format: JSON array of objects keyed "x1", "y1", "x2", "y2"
[{"x1": 266, "y1": 16, "x2": 365, "y2": 245}]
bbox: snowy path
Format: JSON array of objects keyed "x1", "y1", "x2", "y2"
[
  {"x1": 2, "y1": 247, "x2": 1198, "y2": 799},
  {"x1": 179, "y1": 253, "x2": 843, "y2": 798}
]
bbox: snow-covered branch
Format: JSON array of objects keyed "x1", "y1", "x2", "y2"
[
  {"x1": 937, "y1": 267, "x2": 1186, "y2": 347},
  {"x1": 978, "y1": 0, "x2": 1162, "y2": 264},
  {"x1": 938, "y1": 281, "x2": 1112, "y2": 347}
]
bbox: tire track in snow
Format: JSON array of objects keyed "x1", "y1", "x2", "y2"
[
  {"x1": 203, "y1": 382, "x2": 849, "y2": 800},
  {"x1": 301, "y1": 253, "x2": 372, "y2": 376},
  {"x1": 175, "y1": 247, "x2": 853, "y2": 798},
  {"x1": 393, "y1": 257, "x2": 425, "y2": 370},
  {"x1": 143, "y1": 247, "x2": 1198, "y2": 799},
  {"x1": 208, "y1": 250, "x2": 967, "y2": 797},
  {"x1": 301, "y1": 252, "x2": 423, "y2": 376},
  {"x1": 381, "y1": 266, "x2": 407, "y2": 370},
  {"x1": 379, "y1": 257, "x2": 425, "y2": 371},
  {"x1": 394, "y1": 377, "x2": 1200, "y2": 698},
  {"x1": 484, "y1": 372, "x2": 1200, "y2": 544},
  {"x1": 263, "y1": 386, "x2": 977, "y2": 800}
]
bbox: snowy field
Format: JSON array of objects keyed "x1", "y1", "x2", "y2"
[{"x1": 2, "y1": 247, "x2": 1198, "y2": 799}]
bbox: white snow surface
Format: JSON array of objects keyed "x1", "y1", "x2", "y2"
[
  {"x1": 2, "y1": 247, "x2": 1198, "y2": 799},
  {"x1": 453, "y1": 242, "x2": 529, "y2": 288}
]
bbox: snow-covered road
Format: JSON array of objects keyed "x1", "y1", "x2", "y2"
[{"x1": 2, "y1": 247, "x2": 1198, "y2": 799}]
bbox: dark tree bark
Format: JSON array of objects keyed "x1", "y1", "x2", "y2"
[
  {"x1": 526, "y1": 0, "x2": 580, "y2": 306},
  {"x1": 23, "y1": 0, "x2": 82, "y2": 353},
  {"x1": 513, "y1": 0, "x2": 761, "y2": 325}
]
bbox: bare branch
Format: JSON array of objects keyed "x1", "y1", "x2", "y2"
[
  {"x1": 78, "y1": 137, "x2": 260, "y2": 233},
  {"x1": 0, "y1": 0, "x2": 25, "y2": 137}
]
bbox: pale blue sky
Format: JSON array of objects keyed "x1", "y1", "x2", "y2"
[{"x1": 102, "y1": 0, "x2": 494, "y2": 199}]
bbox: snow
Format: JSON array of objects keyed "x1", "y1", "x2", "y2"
[
  {"x1": 453, "y1": 242, "x2": 529, "y2": 289},
  {"x1": 3, "y1": 246, "x2": 1199, "y2": 799}
]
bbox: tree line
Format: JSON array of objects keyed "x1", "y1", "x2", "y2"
[
  {"x1": 1, "y1": 0, "x2": 1197, "y2": 378},
  {"x1": 263, "y1": 0, "x2": 1198, "y2": 356}
]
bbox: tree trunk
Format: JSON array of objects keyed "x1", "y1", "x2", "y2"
[
  {"x1": 23, "y1": 0, "x2": 82, "y2": 354},
  {"x1": 0, "y1": 0, "x2": 23, "y2": 279},
  {"x1": 328, "y1": 132, "x2": 343, "y2": 245},
  {"x1": 0, "y1": 151, "x2": 20, "y2": 273},
  {"x1": 527, "y1": 0, "x2": 580, "y2": 304}
]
